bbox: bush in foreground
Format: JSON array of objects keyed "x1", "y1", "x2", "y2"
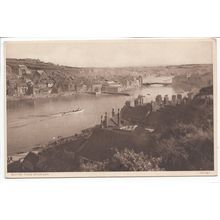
[{"x1": 80, "y1": 148, "x2": 162, "y2": 172}]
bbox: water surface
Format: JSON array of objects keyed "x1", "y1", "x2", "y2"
[{"x1": 7, "y1": 85, "x2": 179, "y2": 155}]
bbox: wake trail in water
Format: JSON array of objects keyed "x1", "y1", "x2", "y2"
[{"x1": 8, "y1": 112, "x2": 63, "y2": 129}]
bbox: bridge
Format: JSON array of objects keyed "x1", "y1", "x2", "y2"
[
  {"x1": 142, "y1": 76, "x2": 173, "y2": 87},
  {"x1": 143, "y1": 82, "x2": 172, "y2": 86}
]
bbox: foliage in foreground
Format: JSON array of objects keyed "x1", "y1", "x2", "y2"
[
  {"x1": 154, "y1": 122, "x2": 214, "y2": 171},
  {"x1": 80, "y1": 148, "x2": 162, "y2": 172},
  {"x1": 80, "y1": 121, "x2": 214, "y2": 172}
]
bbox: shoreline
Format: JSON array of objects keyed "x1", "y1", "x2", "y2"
[
  {"x1": 6, "y1": 89, "x2": 134, "y2": 102},
  {"x1": 7, "y1": 126, "x2": 97, "y2": 164},
  {"x1": 7, "y1": 91, "x2": 86, "y2": 102}
]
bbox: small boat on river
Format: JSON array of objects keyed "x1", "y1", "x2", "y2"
[{"x1": 61, "y1": 108, "x2": 84, "y2": 116}]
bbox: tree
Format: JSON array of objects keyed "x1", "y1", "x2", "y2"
[
  {"x1": 106, "y1": 148, "x2": 162, "y2": 171},
  {"x1": 156, "y1": 123, "x2": 214, "y2": 171}
]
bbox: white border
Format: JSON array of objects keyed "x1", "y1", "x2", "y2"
[{"x1": 1, "y1": 37, "x2": 218, "y2": 178}]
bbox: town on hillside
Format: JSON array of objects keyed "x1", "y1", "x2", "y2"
[
  {"x1": 6, "y1": 58, "x2": 212, "y2": 97},
  {"x1": 6, "y1": 59, "x2": 143, "y2": 97}
]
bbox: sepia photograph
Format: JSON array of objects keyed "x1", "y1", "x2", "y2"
[{"x1": 4, "y1": 38, "x2": 217, "y2": 177}]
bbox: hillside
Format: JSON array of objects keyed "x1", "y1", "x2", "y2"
[
  {"x1": 6, "y1": 58, "x2": 212, "y2": 76},
  {"x1": 6, "y1": 58, "x2": 213, "y2": 96}
]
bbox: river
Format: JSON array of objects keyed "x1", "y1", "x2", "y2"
[{"x1": 7, "y1": 85, "x2": 181, "y2": 155}]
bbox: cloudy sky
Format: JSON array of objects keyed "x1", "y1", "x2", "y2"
[{"x1": 5, "y1": 39, "x2": 214, "y2": 67}]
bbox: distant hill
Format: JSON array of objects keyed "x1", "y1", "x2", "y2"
[{"x1": 6, "y1": 58, "x2": 212, "y2": 77}]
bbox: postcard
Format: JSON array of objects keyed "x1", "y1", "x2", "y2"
[{"x1": 3, "y1": 38, "x2": 217, "y2": 178}]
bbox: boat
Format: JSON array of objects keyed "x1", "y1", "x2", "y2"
[{"x1": 61, "y1": 108, "x2": 84, "y2": 116}]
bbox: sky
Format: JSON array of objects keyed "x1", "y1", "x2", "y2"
[{"x1": 5, "y1": 39, "x2": 214, "y2": 67}]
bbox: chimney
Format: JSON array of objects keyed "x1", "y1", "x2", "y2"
[
  {"x1": 177, "y1": 94, "x2": 182, "y2": 104},
  {"x1": 104, "y1": 112, "x2": 108, "y2": 128},
  {"x1": 101, "y1": 115, "x2": 103, "y2": 128},
  {"x1": 117, "y1": 108, "x2": 120, "y2": 127},
  {"x1": 172, "y1": 95, "x2": 177, "y2": 104},
  {"x1": 112, "y1": 108, "x2": 115, "y2": 117},
  {"x1": 134, "y1": 99, "x2": 138, "y2": 107},
  {"x1": 150, "y1": 101, "x2": 154, "y2": 112},
  {"x1": 125, "y1": 100, "x2": 131, "y2": 107},
  {"x1": 141, "y1": 96, "x2": 144, "y2": 105},
  {"x1": 164, "y1": 95, "x2": 169, "y2": 106}
]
